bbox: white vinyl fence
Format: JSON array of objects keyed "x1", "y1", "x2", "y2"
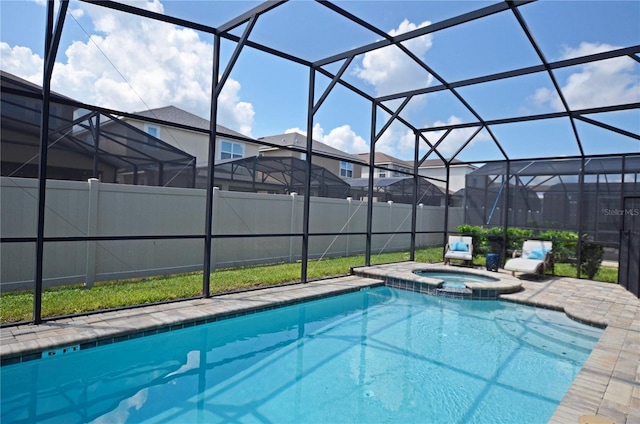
[{"x1": 1, "y1": 177, "x2": 463, "y2": 290}]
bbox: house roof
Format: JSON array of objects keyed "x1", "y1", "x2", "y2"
[
  {"x1": 132, "y1": 106, "x2": 248, "y2": 139},
  {"x1": 210, "y1": 155, "x2": 351, "y2": 197},
  {"x1": 258, "y1": 132, "x2": 365, "y2": 163},
  {"x1": 420, "y1": 158, "x2": 472, "y2": 168},
  {"x1": 355, "y1": 152, "x2": 412, "y2": 168},
  {"x1": 0, "y1": 70, "x2": 73, "y2": 101},
  {"x1": 355, "y1": 152, "x2": 476, "y2": 169},
  {"x1": 469, "y1": 157, "x2": 640, "y2": 177}
]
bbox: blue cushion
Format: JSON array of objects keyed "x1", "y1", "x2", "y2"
[
  {"x1": 451, "y1": 242, "x2": 469, "y2": 252},
  {"x1": 528, "y1": 248, "x2": 546, "y2": 260}
]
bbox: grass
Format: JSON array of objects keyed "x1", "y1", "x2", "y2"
[
  {"x1": 0, "y1": 248, "x2": 444, "y2": 324},
  {"x1": 1, "y1": 246, "x2": 618, "y2": 324}
]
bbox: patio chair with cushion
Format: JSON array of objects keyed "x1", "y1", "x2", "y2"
[
  {"x1": 444, "y1": 236, "x2": 473, "y2": 266},
  {"x1": 504, "y1": 240, "x2": 553, "y2": 279}
]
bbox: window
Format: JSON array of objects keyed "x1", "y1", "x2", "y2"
[
  {"x1": 144, "y1": 124, "x2": 159, "y2": 138},
  {"x1": 340, "y1": 161, "x2": 353, "y2": 178},
  {"x1": 144, "y1": 124, "x2": 160, "y2": 146},
  {"x1": 221, "y1": 141, "x2": 245, "y2": 160}
]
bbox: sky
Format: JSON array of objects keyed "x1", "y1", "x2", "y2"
[{"x1": 1, "y1": 0, "x2": 639, "y2": 162}]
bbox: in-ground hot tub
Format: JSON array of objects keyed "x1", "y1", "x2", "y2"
[
  {"x1": 407, "y1": 268, "x2": 520, "y2": 299},
  {"x1": 413, "y1": 270, "x2": 498, "y2": 288}
]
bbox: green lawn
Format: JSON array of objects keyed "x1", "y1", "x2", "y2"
[
  {"x1": 0, "y1": 248, "x2": 444, "y2": 324},
  {"x1": 1, "y1": 246, "x2": 617, "y2": 324}
]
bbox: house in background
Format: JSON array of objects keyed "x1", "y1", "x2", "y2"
[
  {"x1": 258, "y1": 132, "x2": 365, "y2": 179},
  {"x1": 355, "y1": 152, "x2": 412, "y2": 178},
  {"x1": 355, "y1": 152, "x2": 475, "y2": 193},
  {"x1": 0, "y1": 71, "x2": 106, "y2": 181},
  {"x1": 122, "y1": 116, "x2": 359, "y2": 196},
  {"x1": 1, "y1": 71, "x2": 195, "y2": 186},
  {"x1": 418, "y1": 159, "x2": 476, "y2": 193},
  {"x1": 126, "y1": 106, "x2": 259, "y2": 169},
  {"x1": 2, "y1": 69, "x2": 471, "y2": 201},
  {"x1": 354, "y1": 151, "x2": 474, "y2": 205}
]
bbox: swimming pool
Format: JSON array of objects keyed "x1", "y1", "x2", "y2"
[{"x1": 1, "y1": 287, "x2": 602, "y2": 423}]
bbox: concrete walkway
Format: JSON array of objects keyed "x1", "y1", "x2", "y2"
[{"x1": 1, "y1": 264, "x2": 638, "y2": 423}]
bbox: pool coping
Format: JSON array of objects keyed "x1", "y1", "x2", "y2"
[
  {"x1": 352, "y1": 262, "x2": 523, "y2": 300},
  {"x1": 1, "y1": 263, "x2": 638, "y2": 423}
]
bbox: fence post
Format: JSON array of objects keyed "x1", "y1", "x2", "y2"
[
  {"x1": 289, "y1": 192, "x2": 297, "y2": 262},
  {"x1": 418, "y1": 203, "x2": 424, "y2": 248},
  {"x1": 85, "y1": 178, "x2": 100, "y2": 288},
  {"x1": 211, "y1": 187, "x2": 219, "y2": 270},
  {"x1": 346, "y1": 197, "x2": 352, "y2": 256}
]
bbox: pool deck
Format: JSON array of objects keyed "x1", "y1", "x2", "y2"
[{"x1": 1, "y1": 262, "x2": 639, "y2": 424}]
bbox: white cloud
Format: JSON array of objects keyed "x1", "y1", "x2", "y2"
[
  {"x1": 0, "y1": 0, "x2": 255, "y2": 136},
  {"x1": 285, "y1": 123, "x2": 369, "y2": 154},
  {"x1": 322, "y1": 125, "x2": 369, "y2": 153},
  {"x1": 532, "y1": 42, "x2": 640, "y2": 111},
  {"x1": 424, "y1": 116, "x2": 490, "y2": 157},
  {"x1": 376, "y1": 126, "x2": 416, "y2": 159},
  {"x1": 285, "y1": 123, "x2": 325, "y2": 142},
  {"x1": 69, "y1": 7, "x2": 84, "y2": 19},
  {"x1": 354, "y1": 19, "x2": 434, "y2": 96},
  {"x1": 348, "y1": 18, "x2": 437, "y2": 158},
  {"x1": 0, "y1": 43, "x2": 43, "y2": 81}
]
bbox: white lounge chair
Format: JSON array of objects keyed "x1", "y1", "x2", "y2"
[
  {"x1": 504, "y1": 240, "x2": 553, "y2": 279},
  {"x1": 444, "y1": 236, "x2": 473, "y2": 266}
]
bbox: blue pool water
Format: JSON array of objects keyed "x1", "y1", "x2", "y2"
[
  {"x1": 1, "y1": 287, "x2": 602, "y2": 423},
  {"x1": 415, "y1": 270, "x2": 498, "y2": 284},
  {"x1": 414, "y1": 270, "x2": 498, "y2": 288}
]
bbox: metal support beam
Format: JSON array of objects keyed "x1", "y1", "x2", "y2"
[
  {"x1": 365, "y1": 103, "x2": 376, "y2": 266},
  {"x1": 203, "y1": 35, "x2": 221, "y2": 298},
  {"x1": 33, "y1": 0, "x2": 69, "y2": 325},
  {"x1": 419, "y1": 129, "x2": 452, "y2": 165},
  {"x1": 576, "y1": 157, "x2": 586, "y2": 278},
  {"x1": 508, "y1": 1, "x2": 585, "y2": 156},
  {"x1": 205, "y1": 11, "x2": 257, "y2": 293},
  {"x1": 410, "y1": 131, "x2": 419, "y2": 261},
  {"x1": 313, "y1": 56, "x2": 354, "y2": 115},
  {"x1": 301, "y1": 67, "x2": 316, "y2": 283},
  {"x1": 88, "y1": 112, "x2": 100, "y2": 178},
  {"x1": 375, "y1": 96, "x2": 413, "y2": 141},
  {"x1": 444, "y1": 162, "x2": 451, "y2": 257},
  {"x1": 502, "y1": 161, "x2": 511, "y2": 265},
  {"x1": 215, "y1": 15, "x2": 258, "y2": 99}
]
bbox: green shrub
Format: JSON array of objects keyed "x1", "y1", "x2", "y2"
[
  {"x1": 506, "y1": 227, "x2": 534, "y2": 251},
  {"x1": 538, "y1": 230, "x2": 579, "y2": 262},
  {"x1": 485, "y1": 227, "x2": 504, "y2": 256},
  {"x1": 455, "y1": 224, "x2": 606, "y2": 280},
  {"x1": 580, "y1": 242, "x2": 604, "y2": 280}
]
